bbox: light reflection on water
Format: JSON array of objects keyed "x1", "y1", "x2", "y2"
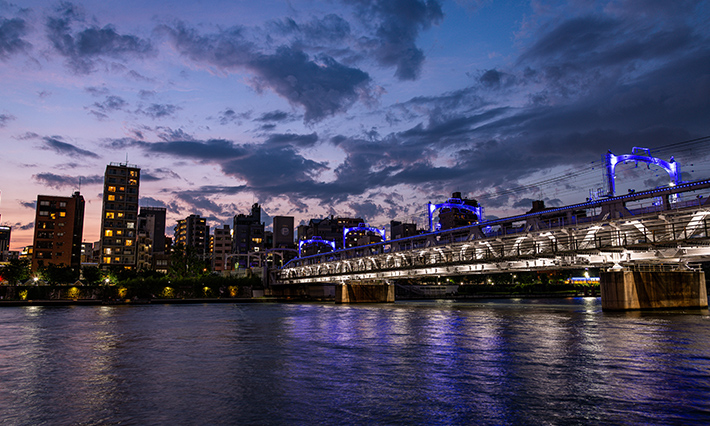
[{"x1": 0, "y1": 298, "x2": 709, "y2": 425}]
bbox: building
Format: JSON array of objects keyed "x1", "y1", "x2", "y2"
[
  {"x1": 390, "y1": 220, "x2": 418, "y2": 240},
  {"x1": 0, "y1": 225, "x2": 10, "y2": 261},
  {"x1": 297, "y1": 216, "x2": 363, "y2": 250},
  {"x1": 80, "y1": 242, "x2": 95, "y2": 264},
  {"x1": 437, "y1": 192, "x2": 482, "y2": 231},
  {"x1": 273, "y1": 216, "x2": 295, "y2": 248},
  {"x1": 212, "y1": 224, "x2": 232, "y2": 272},
  {"x1": 174, "y1": 214, "x2": 209, "y2": 258},
  {"x1": 138, "y1": 207, "x2": 167, "y2": 253},
  {"x1": 31, "y1": 191, "x2": 85, "y2": 275},
  {"x1": 343, "y1": 223, "x2": 385, "y2": 248},
  {"x1": 100, "y1": 162, "x2": 140, "y2": 269},
  {"x1": 233, "y1": 203, "x2": 265, "y2": 268}
]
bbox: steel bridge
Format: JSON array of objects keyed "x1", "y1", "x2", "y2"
[{"x1": 278, "y1": 179, "x2": 710, "y2": 285}]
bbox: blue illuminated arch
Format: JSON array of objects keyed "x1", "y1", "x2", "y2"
[
  {"x1": 428, "y1": 197, "x2": 484, "y2": 232},
  {"x1": 298, "y1": 237, "x2": 336, "y2": 257},
  {"x1": 342, "y1": 223, "x2": 386, "y2": 248},
  {"x1": 605, "y1": 147, "x2": 681, "y2": 196}
]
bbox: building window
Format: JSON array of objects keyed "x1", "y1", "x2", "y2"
[
  {"x1": 105, "y1": 230, "x2": 113, "y2": 237},
  {"x1": 106, "y1": 212, "x2": 115, "y2": 219},
  {"x1": 39, "y1": 211, "x2": 48, "y2": 216},
  {"x1": 108, "y1": 195, "x2": 115, "y2": 201},
  {"x1": 104, "y1": 248, "x2": 112, "y2": 254},
  {"x1": 59, "y1": 202, "x2": 66, "y2": 208},
  {"x1": 103, "y1": 256, "x2": 111, "y2": 264},
  {"x1": 59, "y1": 211, "x2": 66, "y2": 217},
  {"x1": 40, "y1": 200, "x2": 50, "y2": 206},
  {"x1": 108, "y1": 186, "x2": 116, "y2": 192},
  {"x1": 125, "y1": 240, "x2": 133, "y2": 246}
]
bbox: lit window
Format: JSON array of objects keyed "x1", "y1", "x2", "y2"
[
  {"x1": 104, "y1": 248, "x2": 112, "y2": 254},
  {"x1": 105, "y1": 230, "x2": 113, "y2": 237},
  {"x1": 106, "y1": 212, "x2": 115, "y2": 219},
  {"x1": 108, "y1": 186, "x2": 116, "y2": 192},
  {"x1": 114, "y1": 257, "x2": 120, "y2": 263},
  {"x1": 108, "y1": 195, "x2": 115, "y2": 201},
  {"x1": 119, "y1": 187, "x2": 125, "y2": 192},
  {"x1": 116, "y1": 230, "x2": 123, "y2": 236},
  {"x1": 103, "y1": 257, "x2": 111, "y2": 264},
  {"x1": 59, "y1": 211, "x2": 66, "y2": 217},
  {"x1": 125, "y1": 240, "x2": 133, "y2": 246},
  {"x1": 129, "y1": 179, "x2": 137, "y2": 185},
  {"x1": 117, "y1": 212, "x2": 124, "y2": 218},
  {"x1": 130, "y1": 171, "x2": 137, "y2": 177},
  {"x1": 127, "y1": 222, "x2": 135, "y2": 229}
]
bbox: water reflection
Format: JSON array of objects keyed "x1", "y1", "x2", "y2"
[{"x1": 0, "y1": 300, "x2": 708, "y2": 425}]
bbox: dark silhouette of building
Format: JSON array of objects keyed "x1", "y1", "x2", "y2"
[
  {"x1": 273, "y1": 216, "x2": 294, "y2": 248},
  {"x1": 297, "y1": 216, "x2": 363, "y2": 250},
  {"x1": 138, "y1": 207, "x2": 167, "y2": 253},
  {"x1": 32, "y1": 191, "x2": 85, "y2": 275},
  {"x1": 438, "y1": 192, "x2": 481, "y2": 230},
  {"x1": 100, "y1": 162, "x2": 140, "y2": 269},
  {"x1": 0, "y1": 225, "x2": 10, "y2": 261},
  {"x1": 233, "y1": 203, "x2": 265, "y2": 268},
  {"x1": 212, "y1": 224, "x2": 232, "y2": 272},
  {"x1": 390, "y1": 220, "x2": 418, "y2": 239},
  {"x1": 174, "y1": 214, "x2": 209, "y2": 258}
]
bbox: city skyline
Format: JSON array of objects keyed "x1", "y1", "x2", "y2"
[{"x1": 2, "y1": 0, "x2": 710, "y2": 251}]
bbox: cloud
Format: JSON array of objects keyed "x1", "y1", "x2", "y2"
[
  {"x1": 0, "y1": 17, "x2": 30, "y2": 58},
  {"x1": 139, "y1": 196, "x2": 167, "y2": 208},
  {"x1": 137, "y1": 103, "x2": 180, "y2": 119},
  {"x1": 218, "y1": 108, "x2": 252, "y2": 125},
  {"x1": 348, "y1": 0, "x2": 443, "y2": 80},
  {"x1": 0, "y1": 113, "x2": 15, "y2": 127},
  {"x1": 17, "y1": 222, "x2": 34, "y2": 231},
  {"x1": 20, "y1": 200, "x2": 36, "y2": 209},
  {"x1": 161, "y1": 23, "x2": 372, "y2": 122},
  {"x1": 254, "y1": 110, "x2": 295, "y2": 123},
  {"x1": 45, "y1": 3, "x2": 155, "y2": 73},
  {"x1": 265, "y1": 132, "x2": 319, "y2": 147},
  {"x1": 32, "y1": 173, "x2": 102, "y2": 189},
  {"x1": 88, "y1": 95, "x2": 128, "y2": 119},
  {"x1": 41, "y1": 136, "x2": 100, "y2": 158}
]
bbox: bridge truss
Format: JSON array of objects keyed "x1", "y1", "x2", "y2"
[{"x1": 279, "y1": 180, "x2": 710, "y2": 284}]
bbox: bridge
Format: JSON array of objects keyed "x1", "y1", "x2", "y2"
[{"x1": 277, "y1": 148, "x2": 710, "y2": 310}]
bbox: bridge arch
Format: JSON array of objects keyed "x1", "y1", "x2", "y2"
[{"x1": 605, "y1": 147, "x2": 681, "y2": 196}]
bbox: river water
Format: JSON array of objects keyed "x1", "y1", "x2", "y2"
[{"x1": 0, "y1": 298, "x2": 709, "y2": 425}]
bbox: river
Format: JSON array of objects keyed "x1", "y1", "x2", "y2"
[{"x1": 1, "y1": 298, "x2": 709, "y2": 425}]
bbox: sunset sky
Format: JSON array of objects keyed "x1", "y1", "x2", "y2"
[{"x1": 1, "y1": 0, "x2": 710, "y2": 250}]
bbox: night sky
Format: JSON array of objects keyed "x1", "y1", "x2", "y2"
[{"x1": 1, "y1": 0, "x2": 710, "y2": 250}]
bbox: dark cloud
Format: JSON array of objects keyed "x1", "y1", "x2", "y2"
[
  {"x1": 138, "y1": 103, "x2": 180, "y2": 119},
  {"x1": 348, "y1": 200, "x2": 382, "y2": 221},
  {"x1": 161, "y1": 23, "x2": 372, "y2": 122},
  {"x1": 254, "y1": 110, "x2": 294, "y2": 123},
  {"x1": 0, "y1": 17, "x2": 30, "y2": 58},
  {"x1": 84, "y1": 86, "x2": 109, "y2": 96},
  {"x1": 17, "y1": 222, "x2": 34, "y2": 231},
  {"x1": 139, "y1": 197, "x2": 167, "y2": 208},
  {"x1": 175, "y1": 193, "x2": 226, "y2": 216},
  {"x1": 20, "y1": 200, "x2": 36, "y2": 209},
  {"x1": 46, "y1": 3, "x2": 155, "y2": 73},
  {"x1": 33, "y1": 173, "x2": 102, "y2": 189},
  {"x1": 41, "y1": 136, "x2": 100, "y2": 158},
  {"x1": 141, "y1": 167, "x2": 181, "y2": 182},
  {"x1": 88, "y1": 95, "x2": 128, "y2": 119},
  {"x1": 218, "y1": 108, "x2": 252, "y2": 125},
  {"x1": 348, "y1": 0, "x2": 443, "y2": 80},
  {"x1": 0, "y1": 113, "x2": 15, "y2": 127},
  {"x1": 265, "y1": 132, "x2": 318, "y2": 147}
]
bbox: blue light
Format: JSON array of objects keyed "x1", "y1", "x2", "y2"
[
  {"x1": 428, "y1": 198, "x2": 484, "y2": 231},
  {"x1": 605, "y1": 148, "x2": 681, "y2": 196},
  {"x1": 298, "y1": 237, "x2": 336, "y2": 257},
  {"x1": 343, "y1": 223, "x2": 386, "y2": 247}
]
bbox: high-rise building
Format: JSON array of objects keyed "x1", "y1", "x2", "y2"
[
  {"x1": 0, "y1": 225, "x2": 11, "y2": 261},
  {"x1": 212, "y1": 224, "x2": 232, "y2": 272},
  {"x1": 174, "y1": 214, "x2": 209, "y2": 258},
  {"x1": 233, "y1": 203, "x2": 264, "y2": 268},
  {"x1": 32, "y1": 191, "x2": 85, "y2": 275},
  {"x1": 138, "y1": 207, "x2": 167, "y2": 253},
  {"x1": 99, "y1": 162, "x2": 140, "y2": 269},
  {"x1": 297, "y1": 216, "x2": 363, "y2": 250},
  {"x1": 390, "y1": 220, "x2": 418, "y2": 240},
  {"x1": 273, "y1": 216, "x2": 294, "y2": 249}
]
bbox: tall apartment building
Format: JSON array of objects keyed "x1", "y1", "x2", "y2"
[
  {"x1": 174, "y1": 214, "x2": 209, "y2": 258},
  {"x1": 297, "y1": 216, "x2": 363, "y2": 250},
  {"x1": 233, "y1": 203, "x2": 264, "y2": 268},
  {"x1": 212, "y1": 225, "x2": 232, "y2": 272},
  {"x1": 138, "y1": 207, "x2": 167, "y2": 253},
  {"x1": 99, "y1": 162, "x2": 140, "y2": 269},
  {"x1": 0, "y1": 225, "x2": 11, "y2": 261},
  {"x1": 32, "y1": 191, "x2": 85, "y2": 275}
]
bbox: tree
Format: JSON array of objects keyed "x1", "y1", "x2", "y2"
[
  {"x1": 0, "y1": 258, "x2": 31, "y2": 284},
  {"x1": 169, "y1": 244, "x2": 210, "y2": 279},
  {"x1": 38, "y1": 264, "x2": 77, "y2": 284},
  {"x1": 81, "y1": 266, "x2": 102, "y2": 285}
]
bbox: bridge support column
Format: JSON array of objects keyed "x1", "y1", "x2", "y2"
[
  {"x1": 600, "y1": 270, "x2": 708, "y2": 311},
  {"x1": 336, "y1": 282, "x2": 395, "y2": 304}
]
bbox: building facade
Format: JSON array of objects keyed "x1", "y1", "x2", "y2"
[
  {"x1": 0, "y1": 225, "x2": 10, "y2": 260},
  {"x1": 174, "y1": 214, "x2": 209, "y2": 258},
  {"x1": 31, "y1": 191, "x2": 85, "y2": 275},
  {"x1": 233, "y1": 203, "x2": 264, "y2": 268},
  {"x1": 212, "y1": 224, "x2": 232, "y2": 272},
  {"x1": 297, "y1": 216, "x2": 363, "y2": 250},
  {"x1": 100, "y1": 162, "x2": 140, "y2": 269}
]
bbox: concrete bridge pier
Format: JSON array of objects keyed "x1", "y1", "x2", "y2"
[
  {"x1": 600, "y1": 269, "x2": 708, "y2": 311},
  {"x1": 336, "y1": 282, "x2": 395, "y2": 304}
]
